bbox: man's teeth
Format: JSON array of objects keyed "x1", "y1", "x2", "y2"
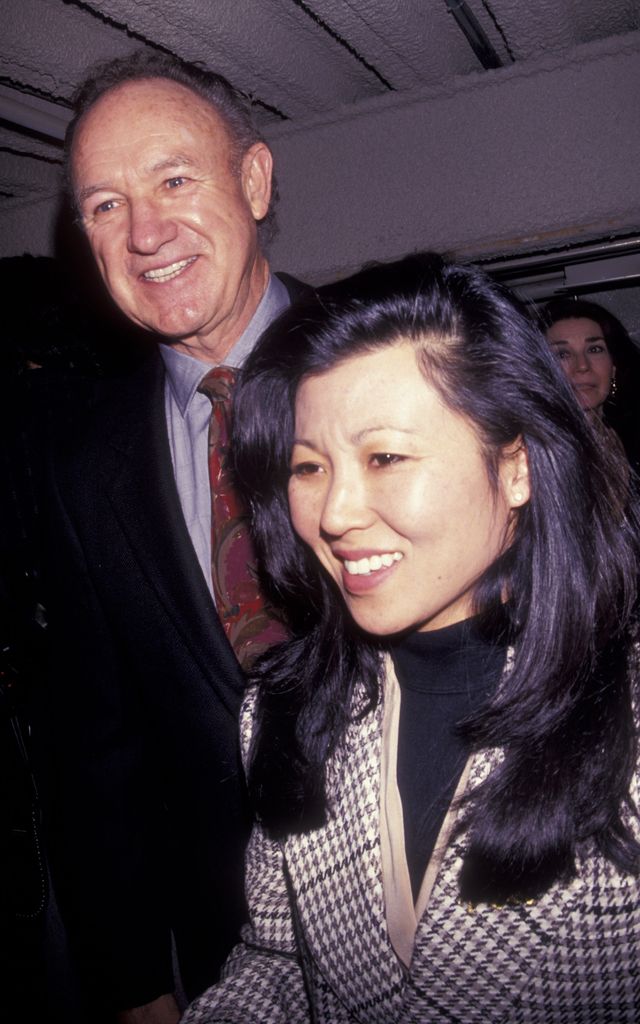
[
  {"x1": 344, "y1": 552, "x2": 403, "y2": 576},
  {"x1": 143, "y1": 257, "x2": 195, "y2": 281}
]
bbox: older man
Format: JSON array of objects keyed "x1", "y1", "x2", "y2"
[{"x1": 32, "y1": 53, "x2": 305, "y2": 1024}]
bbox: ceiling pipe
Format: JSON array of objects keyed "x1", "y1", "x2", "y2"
[
  {"x1": 478, "y1": 236, "x2": 640, "y2": 302},
  {"x1": 445, "y1": 0, "x2": 503, "y2": 69},
  {"x1": 478, "y1": 235, "x2": 640, "y2": 276}
]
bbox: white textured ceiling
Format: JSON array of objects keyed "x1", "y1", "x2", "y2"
[
  {"x1": 1, "y1": 0, "x2": 640, "y2": 342},
  {"x1": 2, "y1": 0, "x2": 638, "y2": 183},
  {"x1": 4, "y1": 0, "x2": 639, "y2": 116}
]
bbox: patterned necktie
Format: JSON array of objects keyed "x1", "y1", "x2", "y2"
[{"x1": 198, "y1": 366, "x2": 287, "y2": 670}]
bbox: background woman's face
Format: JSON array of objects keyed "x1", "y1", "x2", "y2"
[
  {"x1": 288, "y1": 342, "x2": 528, "y2": 637},
  {"x1": 546, "y1": 317, "x2": 614, "y2": 415}
]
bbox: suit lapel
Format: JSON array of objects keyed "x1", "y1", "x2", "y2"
[
  {"x1": 96, "y1": 354, "x2": 244, "y2": 707},
  {"x1": 84, "y1": 279, "x2": 309, "y2": 704}
]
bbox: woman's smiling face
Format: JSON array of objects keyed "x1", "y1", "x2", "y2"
[{"x1": 288, "y1": 341, "x2": 529, "y2": 637}]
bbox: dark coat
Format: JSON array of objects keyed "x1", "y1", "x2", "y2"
[{"x1": 29, "y1": 274, "x2": 306, "y2": 1012}]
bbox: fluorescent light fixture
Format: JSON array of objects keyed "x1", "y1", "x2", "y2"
[{"x1": 0, "y1": 83, "x2": 71, "y2": 142}]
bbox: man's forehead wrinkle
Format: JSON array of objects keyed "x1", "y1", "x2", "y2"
[
  {"x1": 75, "y1": 153, "x2": 199, "y2": 205},
  {"x1": 148, "y1": 154, "x2": 198, "y2": 174},
  {"x1": 72, "y1": 81, "x2": 232, "y2": 197}
]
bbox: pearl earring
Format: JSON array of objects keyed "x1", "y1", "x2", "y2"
[{"x1": 513, "y1": 492, "x2": 523, "y2": 503}]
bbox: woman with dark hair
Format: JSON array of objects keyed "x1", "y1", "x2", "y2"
[
  {"x1": 184, "y1": 254, "x2": 640, "y2": 1023},
  {"x1": 542, "y1": 296, "x2": 640, "y2": 470}
]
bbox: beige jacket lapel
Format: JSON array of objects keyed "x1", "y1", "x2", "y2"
[{"x1": 380, "y1": 657, "x2": 579, "y2": 1022}]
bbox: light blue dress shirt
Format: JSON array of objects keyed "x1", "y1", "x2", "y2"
[{"x1": 159, "y1": 274, "x2": 290, "y2": 595}]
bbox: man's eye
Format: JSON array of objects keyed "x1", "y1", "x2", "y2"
[
  {"x1": 94, "y1": 199, "x2": 118, "y2": 215},
  {"x1": 166, "y1": 176, "x2": 187, "y2": 189},
  {"x1": 370, "y1": 453, "x2": 405, "y2": 468}
]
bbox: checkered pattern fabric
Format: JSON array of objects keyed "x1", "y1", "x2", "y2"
[{"x1": 183, "y1": 660, "x2": 640, "y2": 1023}]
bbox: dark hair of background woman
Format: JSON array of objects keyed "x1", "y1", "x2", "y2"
[
  {"x1": 233, "y1": 253, "x2": 640, "y2": 904},
  {"x1": 541, "y1": 295, "x2": 640, "y2": 471}
]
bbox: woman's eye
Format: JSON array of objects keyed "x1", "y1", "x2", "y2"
[
  {"x1": 370, "y1": 452, "x2": 406, "y2": 468},
  {"x1": 554, "y1": 349, "x2": 570, "y2": 361},
  {"x1": 588, "y1": 344, "x2": 605, "y2": 354},
  {"x1": 290, "y1": 462, "x2": 322, "y2": 477}
]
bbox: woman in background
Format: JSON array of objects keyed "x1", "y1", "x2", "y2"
[
  {"x1": 184, "y1": 255, "x2": 640, "y2": 1023},
  {"x1": 543, "y1": 296, "x2": 640, "y2": 471}
]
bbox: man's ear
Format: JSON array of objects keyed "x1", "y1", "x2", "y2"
[
  {"x1": 241, "y1": 142, "x2": 273, "y2": 221},
  {"x1": 500, "y1": 437, "x2": 530, "y2": 508}
]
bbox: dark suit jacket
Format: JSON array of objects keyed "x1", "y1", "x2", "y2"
[{"x1": 30, "y1": 273, "x2": 307, "y2": 1012}]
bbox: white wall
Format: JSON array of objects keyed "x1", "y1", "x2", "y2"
[
  {"x1": 266, "y1": 33, "x2": 640, "y2": 282},
  {"x1": 2, "y1": 31, "x2": 639, "y2": 291}
]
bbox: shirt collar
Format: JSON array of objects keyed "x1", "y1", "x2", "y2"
[{"x1": 159, "y1": 273, "x2": 290, "y2": 417}]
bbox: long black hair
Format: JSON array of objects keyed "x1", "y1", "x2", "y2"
[{"x1": 233, "y1": 253, "x2": 640, "y2": 903}]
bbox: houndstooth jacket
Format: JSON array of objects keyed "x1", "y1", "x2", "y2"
[{"x1": 183, "y1": 658, "x2": 640, "y2": 1024}]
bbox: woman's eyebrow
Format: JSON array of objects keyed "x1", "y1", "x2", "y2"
[{"x1": 351, "y1": 425, "x2": 420, "y2": 443}]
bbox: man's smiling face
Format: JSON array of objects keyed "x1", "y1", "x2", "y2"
[{"x1": 72, "y1": 77, "x2": 272, "y2": 362}]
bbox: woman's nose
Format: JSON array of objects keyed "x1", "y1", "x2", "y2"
[
  {"x1": 319, "y1": 474, "x2": 373, "y2": 538},
  {"x1": 573, "y1": 351, "x2": 590, "y2": 374}
]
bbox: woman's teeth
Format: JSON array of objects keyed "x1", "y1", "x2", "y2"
[{"x1": 343, "y1": 552, "x2": 403, "y2": 576}]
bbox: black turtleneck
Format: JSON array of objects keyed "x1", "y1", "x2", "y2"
[{"x1": 391, "y1": 617, "x2": 506, "y2": 900}]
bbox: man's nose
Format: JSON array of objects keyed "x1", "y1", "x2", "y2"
[
  {"x1": 319, "y1": 474, "x2": 373, "y2": 538},
  {"x1": 127, "y1": 199, "x2": 177, "y2": 255}
]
